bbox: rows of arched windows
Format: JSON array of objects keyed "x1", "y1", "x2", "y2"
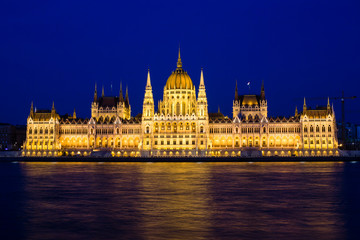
[
  {"x1": 304, "y1": 125, "x2": 331, "y2": 133},
  {"x1": 28, "y1": 127, "x2": 54, "y2": 135}
]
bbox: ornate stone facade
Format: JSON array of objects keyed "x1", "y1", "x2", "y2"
[{"x1": 23, "y1": 51, "x2": 339, "y2": 157}]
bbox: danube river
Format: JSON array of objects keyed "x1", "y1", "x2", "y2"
[{"x1": 1, "y1": 161, "x2": 359, "y2": 239}]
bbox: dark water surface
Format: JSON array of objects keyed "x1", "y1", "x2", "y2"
[{"x1": 1, "y1": 161, "x2": 360, "y2": 240}]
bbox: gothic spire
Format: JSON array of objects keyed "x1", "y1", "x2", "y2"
[
  {"x1": 119, "y1": 82, "x2": 124, "y2": 102},
  {"x1": 51, "y1": 101, "x2": 56, "y2": 114},
  {"x1": 73, "y1": 108, "x2": 76, "y2": 119},
  {"x1": 295, "y1": 106, "x2": 298, "y2": 116},
  {"x1": 303, "y1": 97, "x2": 307, "y2": 111},
  {"x1": 125, "y1": 86, "x2": 129, "y2": 106},
  {"x1": 260, "y1": 80, "x2": 265, "y2": 100},
  {"x1": 146, "y1": 68, "x2": 151, "y2": 88},
  {"x1": 102, "y1": 85, "x2": 104, "y2": 97},
  {"x1": 199, "y1": 68, "x2": 205, "y2": 88},
  {"x1": 30, "y1": 101, "x2": 34, "y2": 114},
  {"x1": 94, "y1": 83, "x2": 97, "y2": 102},
  {"x1": 234, "y1": 80, "x2": 239, "y2": 101}
]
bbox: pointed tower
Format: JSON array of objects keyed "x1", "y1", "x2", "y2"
[
  {"x1": 102, "y1": 85, "x2": 104, "y2": 97},
  {"x1": 73, "y1": 108, "x2": 77, "y2": 119},
  {"x1": 259, "y1": 80, "x2": 267, "y2": 117},
  {"x1": 51, "y1": 101, "x2": 55, "y2": 113},
  {"x1": 260, "y1": 80, "x2": 265, "y2": 100},
  {"x1": 122, "y1": 86, "x2": 131, "y2": 119},
  {"x1": 197, "y1": 68, "x2": 208, "y2": 119},
  {"x1": 295, "y1": 106, "x2": 298, "y2": 116},
  {"x1": 233, "y1": 81, "x2": 240, "y2": 118},
  {"x1": 303, "y1": 97, "x2": 307, "y2": 111},
  {"x1": 94, "y1": 83, "x2": 98, "y2": 102},
  {"x1": 119, "y1": 82, "x2": 124, "y2": 102},
  {"x1": 234, "y1": 80, "x2": 239, "y2": 101},
  {"x1": 142, "y1": 68, "x2": 155, "y2": 121},
  {"x1": 327, "y1": 97, "x2": 331, "y2": 111},
  {"x1": 125, "y1": 86, "x2": 129, "y2": 107}
]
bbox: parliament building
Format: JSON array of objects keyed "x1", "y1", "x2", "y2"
[{"x1": 23, "y1": 50, "x2": 339, "y2": 157}]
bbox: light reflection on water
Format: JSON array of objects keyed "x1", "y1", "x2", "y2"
[{"x1": 1, "y1": 162, "x2": 360, "y2": 239}]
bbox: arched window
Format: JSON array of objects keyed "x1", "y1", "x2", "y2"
[
  {"x1": 304, "y1": 126, "x2": 308, "y2": 132},
  {"x1": 263, "y1": 127, "x2": 266, "y2": 133},
  {"x1": 328, "y1": 125, "x2": 331, "y2": 132},
  {"x1": 29, "y1": 128, "x2": 32, "y2": 134},
  {"x1": 310, "y1": 126, "x2": 314, "y2": 132},
  {"x1": 236, "y1": 127, "x2": 238, "y2": 133},
  {"x1": 316, "y1": 126, "x2": 319, "y2": 132},
  {"x1": 45, "y1": 128, "x2": 48, "y2": 134},
  {"x1": 200, "y1": 126, "x2": 204, "y2": 133},
  {"x1": 117, "y1": 128, "x2": 119, "y2": 134},
  {"x1": 145, "y1": 126, "x2": 150, "y2": 134},
  {"x1": 322, "y1": 125, "x2": 325, "y2": 132},
  {"x1": 40, "y1": 128, "x2": 43, "y2": 134},
  {"x1": 176, "y1": 102, "x2": 180, "y2": 115}
]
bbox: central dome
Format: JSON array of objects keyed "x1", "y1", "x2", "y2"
[{"x1": 165, "y1": 49, "x2": 194, "y2": 90}]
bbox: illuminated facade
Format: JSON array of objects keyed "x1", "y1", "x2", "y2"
[{"x1": 23, "y1": 50, "x2": 339, "y2": 157}]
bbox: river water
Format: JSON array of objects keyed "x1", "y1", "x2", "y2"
[{"x1": 1, "y1": 161, "x2": 359, "y2": 240}]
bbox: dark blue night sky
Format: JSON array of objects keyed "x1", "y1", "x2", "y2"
[{"x1": 1, "y1": 0, "x2": 359, "y2": 124}]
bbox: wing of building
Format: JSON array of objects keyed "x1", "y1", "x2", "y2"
[{"x1": 23, "y1": 50, "x2": 339, "y2": 157}]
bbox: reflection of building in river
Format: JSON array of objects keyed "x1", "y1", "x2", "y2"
[
  {"x1": 138, "y1": 163, "x2": 211, "y2": 238},
  {"x1": 23, "y1": 49, "x2": 339, "y2": 157}
]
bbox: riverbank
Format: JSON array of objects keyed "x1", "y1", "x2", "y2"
[{"x1": 0, "y1": 156, "x2": 359, "y2": 162}]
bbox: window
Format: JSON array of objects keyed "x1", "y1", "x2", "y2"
[
  {"x1": 310, "y1": 126, "x2": 314, "y2": 132},
  {"x1": 328, "y1": 125, "x2": 331, "y2": 132},
  {"x1": 304, "y1": 126, "x2": 308, "y2": 132},
  {"x1": 316, "y1": 126, "x2": 319, "y2": 132}
]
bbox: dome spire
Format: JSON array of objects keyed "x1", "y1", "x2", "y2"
[{"x1": 177, "y1": 46, "x2": 182, "y2": 68}]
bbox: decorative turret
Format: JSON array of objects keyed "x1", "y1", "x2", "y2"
[
  {"x1": 327, "y1": 97, "x2": 331, "y2": 111},
  {"x1": 303, "y1": 97, "x2": 307, "y2": 111},
  {"x1": 295, "y1": 106, "x2": 298, "y2": 116},
  {"x1": 73, "y1": 108, "x2": 77, "y2": 119}
]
